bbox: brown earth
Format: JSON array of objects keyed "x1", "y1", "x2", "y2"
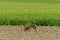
[{"x1": 0, "y1": 26, "x2": 60, "y2": 40}]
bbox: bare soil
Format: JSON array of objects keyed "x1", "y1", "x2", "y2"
[{"x1": 0, "y1": 26, "x2": 60, "y2": 40}]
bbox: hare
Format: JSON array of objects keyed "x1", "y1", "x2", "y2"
[{"x1": 24, "y1": 24, "x2": 38, "y2": 32}]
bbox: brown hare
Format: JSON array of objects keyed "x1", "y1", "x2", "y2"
[{"x1": 24, "y1": 24, "x2": 38, "y2": 32}]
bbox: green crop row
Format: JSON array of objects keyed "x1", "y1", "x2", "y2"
[
  {"x1": 0, "y1": 0, "x2": 60, "y2": 3},
  {"x1": 0, "y1": 3, "x2": 60, "y2": 26}
]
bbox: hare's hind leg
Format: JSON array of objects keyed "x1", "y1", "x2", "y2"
[{"x1": 32, "y1": 25, "x2": 38, "y2": 32}]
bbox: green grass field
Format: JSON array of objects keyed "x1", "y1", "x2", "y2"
[
  {"x1": 0, "y1": 0, "x2": 60, "y2": 26},
  {"x1": 0, "y1": 0, "x2": 60, "y2": 3}
]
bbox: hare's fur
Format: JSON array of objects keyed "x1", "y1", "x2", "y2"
[{"x1": 24, "y1": 24, "x2": 38, "y2": 32}]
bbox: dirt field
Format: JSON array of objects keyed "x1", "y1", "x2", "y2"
[{"x1": 0, "y1": 26, "x2": 60, "y2": 40}]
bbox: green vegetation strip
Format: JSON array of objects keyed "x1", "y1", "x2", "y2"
[
  {"x1": 0, "y1": 3, "x2": 60, "y2": 26},
  {"x1": 0, "y1": 0, "x2": 60, "y2": 3}
]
